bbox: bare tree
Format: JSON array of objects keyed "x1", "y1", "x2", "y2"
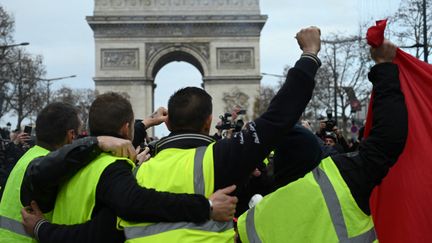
[
  {"x1": 0, "y1": 5, "x2": 15, "y2": 120},
  {"x1": 4, "y1": 49, "x2": 46, "y2": 129},
  {"x1": 304, "y1": 64, "x2": 334, "y2": 121},
  {"x1": 253, "y1": 66, "x2": 291, "y2": 119},
  {"x1": 390, "y1": 0, "x2": 431, "y2": 61},
  {"x1": 0, "y1": 5, "x2": 15, "y2": 50},
  {"x1": 52, "y1": 86, "x2": 96, "y2": 131},
  {"x1": 320, "y1": 32, "x2": 372, "y2": 135}
]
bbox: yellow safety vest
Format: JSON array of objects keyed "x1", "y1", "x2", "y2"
[
  {"x1": 120, "y1": 144, "x2": 234, "y2": 242},
  {"x1": 238, "y1": 157, "x2": 377, "y2": 243},
  {"x1": 0, "y1": 145, "x2": 49, "y2": 243},
  {"x1": 52, "y1": 153, "x2": 134, "y2": 224}
]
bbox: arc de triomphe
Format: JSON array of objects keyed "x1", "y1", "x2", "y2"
[{"x1": 87, "y1": 0, "x2": 267, "y2": 135}]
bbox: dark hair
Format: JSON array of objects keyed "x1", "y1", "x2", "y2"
[
  {"x1": 273, "y1": 125, "x2": 322, "y2": 188},
  {"x1": 35, "y1": 102, "x2": 80, "y2": 146},
  {"x1": 168, "y1": 87, "x2": 212, "y2": 132},
  {"x1": 89, "y1": 92, "x2": 133, "y2": 136}
]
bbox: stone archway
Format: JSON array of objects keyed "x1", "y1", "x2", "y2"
[{"x1": 87, "y1": 0, "x2": 267, "y2": 135}]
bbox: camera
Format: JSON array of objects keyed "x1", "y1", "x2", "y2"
[
  {"x1": 324, "y1": 120, "x2": 336, "y2": 132},
  {"x1": 324, "y1": 109, "x2": 336, "y2": 132},
  {"x1": 215, "y1": 109, "x2": 246, "y2": 133},
  {"x1": 23, "y1": 125, "x2": 32, "y2": 135},
  {"x1": 139, "y1": 140, "x2": 157, "y2": 158}
]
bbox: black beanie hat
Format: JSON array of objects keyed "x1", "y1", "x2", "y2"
[{"x1": 273, "y1": 125, "x2": 322, "y2": 189}]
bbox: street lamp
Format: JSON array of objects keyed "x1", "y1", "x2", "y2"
[
  {"x1": 326, "y1": 108, "x2": 333, "y2": 120},
  {"x1": 38, "y1": 75, "x2": 77, "y2": 104},
  {"x1": 0, "y1": 42, "x2": 30, "y2": 49},
  {"x1": 261, "y1": 72, "x2": 286, "y2": 78}
]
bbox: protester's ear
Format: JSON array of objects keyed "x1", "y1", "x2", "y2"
[
  {"x1": 165, "y1": 116, "x2": 172, "y2": 132},
  {"x1": 119, "y1": 122, "x2": 130, "y2": 139},
  {"x1": 202, "y1": 115, "x2": 212, "y2": 134},
  {"x1": 65, "y1": 129, "x2": 75, "y2": 144}
]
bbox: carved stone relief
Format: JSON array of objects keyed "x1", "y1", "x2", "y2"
[
  {"x1": 101, "y1": 49, "x2": 139, "y2": 70},
  {"x1": 223, "y1": 87, "x2": 250, "y2": 116},
  {"x1": 217, "y1": 48, "x2": 254, "y2": 69},
  {"x1": 146, "y1": 42, "x2": 209, "y2": 63}
]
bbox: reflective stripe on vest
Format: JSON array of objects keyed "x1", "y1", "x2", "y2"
[
  {"x1": 0, "y1": 215, "x2": 30, "y2": 237},
  {"x1": 193, "y1": 146, "x2": 206, "y2": 195},
  {"x1": 245, "y1": 207, "x2": 261, "y2": 243},
  {"x1": 125, "y1": 220, "x2": 233, "y2": 239},
  {"x1": 311, "y1": 167, "x2": 377, "y2": 243},
  {"x1": 124, "y1": 146, "x2": 233, "y2": 240},
  {"x1": 245, "y1": 167, "x2": 377, "y2": 243}
]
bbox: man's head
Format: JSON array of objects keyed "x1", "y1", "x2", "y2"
[
  {"x1": 273, "y1": 125, "x2": 322, "y2": 188},
  {"x1": 167, "y1": 87, "x2": 212, "y2": 134},
  {"x1": 35, "y1": 102, "x2": 81, "y2": 149},
  {"x1": 319, "y1": 121, "x2": 326, "y2": 130},
  {"x1": 89, "y1": 92, "x2": 134, "y2": 140},
  {"x1": 324, "y1": 132, "x2": 337, "y2": 146}
]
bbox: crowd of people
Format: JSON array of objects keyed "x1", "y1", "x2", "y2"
[{"x1": 0, "y1": 27, "x2": 408, "y2": 243}]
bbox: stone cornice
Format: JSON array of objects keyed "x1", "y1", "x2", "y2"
[
  {"x1": 203, "y1": 75, "x2": 262, "y2": 83},
  {"x1": 88, "y1": 22, "x2": 266, "y2": 38},
  {"x1": 94, "y1": 77, "x2": 153, "y2": 86},
  {"x1": 87, "y1": 15, "x2": 267, "y2": 24}
]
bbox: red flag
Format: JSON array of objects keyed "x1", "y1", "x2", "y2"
[
  {"x1": 365, "y1": 20, "x2": 432, "y2": 242},
  {"x1": 367, "y1": 19, "x2": 387, "y2": 48}
]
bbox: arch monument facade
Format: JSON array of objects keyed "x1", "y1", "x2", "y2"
[{"x1": 87, "y1": 0, "x2": 267, "y2": 135}]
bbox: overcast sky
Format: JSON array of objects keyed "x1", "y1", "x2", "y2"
[{"x1": 1, "y1": 0, "x2": 401, "y2": 136}]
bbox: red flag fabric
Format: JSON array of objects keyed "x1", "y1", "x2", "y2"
[
  {"x1": 365, "y1": 20, "x2": 432, "y2": 242},
  {"x1": 367, "y1": 19, "x2": 387, "y2": 48}
]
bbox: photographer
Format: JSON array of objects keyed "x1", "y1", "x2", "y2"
[
  {"x1": 316, "y1": 118, "x2": 351, "y2": 154},
  {"x1": 214, "y1": 107, "x2": 246, "y2": 139},
  {"x1": 315, "y1": 119, "x2": 327, "y2": 140},
  {"x1": 323, "y1": 131, "x2": 345, "y2": 153}
]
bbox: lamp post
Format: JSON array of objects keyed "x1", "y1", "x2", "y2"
[
  {"x1": 261, "y1": 72, "x2": 285, "y2": 78},
  {"x1": 0, "y1": 42, "x2": 29, "y2": 50},
  {"x1": 422, "y1": 0, "x2": 428, "y2": 63},
  {"x1": 38, "y1": 75, "x2": 77, "y2": 104},
  {"x1": 326, "y1": 108, "x2": 333, "y2": 120}
]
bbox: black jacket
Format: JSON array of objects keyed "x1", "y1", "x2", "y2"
[{"x1": 332, "y1": 63, "x2": 407, "y2": 214}]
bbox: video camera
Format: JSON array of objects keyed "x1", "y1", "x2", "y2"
[
  {"x1": 324, "y1": 110, "x2": 336, "y2": 132},
  {"x1": 324, "y1": 119, "x2": 336, "y2": 132},
  {"x1": 215, "y1": 109, "x2": 246, "y2": 133}
]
